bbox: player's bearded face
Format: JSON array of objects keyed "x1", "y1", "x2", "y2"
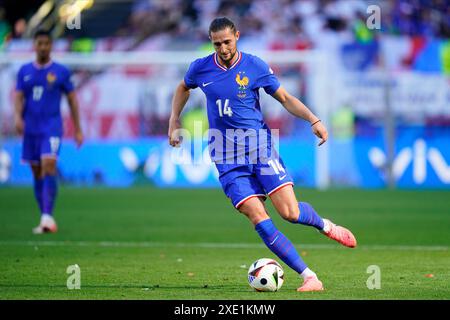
[
  {"x1": 211, "y1": 28, "x2": 239, "y2": 64},
  {"x1": 34, "y1": 36, "x2": 52, "y2": 62}
]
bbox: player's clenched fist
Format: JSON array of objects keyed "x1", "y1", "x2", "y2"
[
  {"x1": 74, "y1": 130, "x2": 84, "y2": 148},
  {"x1": 312, "y1": 120, "x2": 328, "y2": 146},
  {"x1": 168, "y1": 117, "x2": 182, "y2": 147}
]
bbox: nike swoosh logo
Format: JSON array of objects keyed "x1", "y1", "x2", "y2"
[
  {"x1": 270, "y1": 236, "x2": 279, "y2": 245},
  {"x1": 279, "y1": 174, "x2": 287, "y2": 180},
  {"x1": 202, "y1": 81, "x2": 213, "y2": 87}
]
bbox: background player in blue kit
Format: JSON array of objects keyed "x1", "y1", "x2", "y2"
[
  {"x1": 168, "y1": 18, "x2": 357, "y2": 292},
  {"x1": 14, "y1": 30, "x2": 83, "y2": 234}
]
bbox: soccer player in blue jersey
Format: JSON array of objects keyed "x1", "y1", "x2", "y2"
[
  {"x1": 168, "y1": 18, "x2": 357, "y2": 292},
  {"x1": 14, "y1": 30, "x2": 83, "y2": 234}
]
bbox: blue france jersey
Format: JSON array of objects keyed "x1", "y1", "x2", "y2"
[
  {"x1": 184, "y1": 51, "x2": 280, "y2": 169},
  {"x1": 16, "y1": 61, "x2": 74, "y2": 136},
  {"x1": 184, "y1": 51, "x2": 280, "y2": 132}
]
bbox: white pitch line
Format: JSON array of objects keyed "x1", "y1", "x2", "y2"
[{"x1": 0, "y1": 241, "x2": 448, "y2": 251}]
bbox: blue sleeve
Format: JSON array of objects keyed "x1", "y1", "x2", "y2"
[
  {"x1": 61, "y1": 66, "x2": 74, "y2": 93},
  {"x1": 252, "y1": 56, "x2": 280, "y2": 95},
  {"x1": 16, "y1": 66, "x2": 24, "y2": 91},
  {"x1": 184, "y1": 60, "x2": 199, "y2": 89}
]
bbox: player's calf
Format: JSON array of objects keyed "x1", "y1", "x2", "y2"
[
  {"x1": 41, "y1": 158, "x2": 57, "y2": 176},
  {"x1": 296, "y1": 202, "x2": 325, "y2": 230},
  {"x1": 275, "y1": 201, "x2": 300, "y2": 223}
]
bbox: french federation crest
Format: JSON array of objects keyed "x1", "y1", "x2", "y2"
[
  {"x1": 47, "y1": 72, "x2": 57, "y2": 84},
  {"x1": 236, "y1": 71, "x2": 249, "y2": 98}
]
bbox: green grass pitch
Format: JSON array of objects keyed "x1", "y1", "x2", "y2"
[{"x1": 0, "y1": 187, "x2": 449, "y2": 299}]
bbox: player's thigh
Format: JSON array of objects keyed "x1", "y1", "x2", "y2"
[
  {"x1": 269, "y1": 185, "x2": 300, "y2": 222},
  {"x1": 22, "y1": 134, "x2": 41, "y2": 166},
  {"x1": 219, "y1": 168, "x2": 269, "y2": 223},
  {"x1": 238, "y1": 196, "x2": 270, "y2": 226},
  {"x1": 219, "y1": 166, "x2": 266, "y2": 208},
  {"x1": 256, "y1": 156, "x2": 298, "y2": 221},
  {"x1": 256, "y1": 156, "x2": 293, "y2": 195}
]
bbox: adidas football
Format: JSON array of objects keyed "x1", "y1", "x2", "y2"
[{"x1": 247, "y1": 258, "x2": 284, "y2": 292}]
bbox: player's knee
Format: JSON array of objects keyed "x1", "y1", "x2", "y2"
[
  {"x1": 238, "y1": 202, "x2": 268, "y2": 225},
  {"x1": 278, "y1": 203, "x2": 300, "y2": 222},
  {"x1": 42, "y1": 167, "x2": 56, "y2": 176},
  {"x1": 41, "y1": 160, "x2": 57, "y2": 176}
]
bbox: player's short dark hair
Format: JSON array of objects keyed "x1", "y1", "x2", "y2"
[
  {"x1": 33, "y1": 29, "x2": 52, "y2": 41},
  {"x1": 208, "y1": 17, "x2": 237, "y2": 36}
]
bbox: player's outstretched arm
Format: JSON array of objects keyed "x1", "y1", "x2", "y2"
[
  {"x1": 168, "y1": 80, "x2": 190, "y2": 147},
  {"x1": 67, "y1": 91, "x2": 84, "y2": 148},
  {"x1": 14, "y1": 91, "x2": 25, "y2": 135},
  {"x1": 272, "y1": 86, "x2": 328, "y2": 146}
]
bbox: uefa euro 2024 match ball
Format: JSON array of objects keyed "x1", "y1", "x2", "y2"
[{"x1": 247, "y1": 258, "x2": 284, "y2": 292}]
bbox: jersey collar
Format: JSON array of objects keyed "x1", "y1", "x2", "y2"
[
  {"x1": 33, "y1": 60, "x2": 53, "y2": 69},
  {"x1": 214, "y1": 51, "x2": 242, "y2": 71}
]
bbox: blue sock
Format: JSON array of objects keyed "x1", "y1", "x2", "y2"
[
  {"x1": 297, "y1": 202, "x2": 324, "y2": 231},
  {"x1": 255, "y1": 218, "x2": 307, "y2": 274},
  {"x1": 33, "y1": 178, "x2": 43, "y2": 213},
  {"x1": 42, "y1": 175, "x2": 58, "y2": 216}
]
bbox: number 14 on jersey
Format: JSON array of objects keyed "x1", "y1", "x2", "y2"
[{"x1": 216, "y1": 99, "x2": 233, "y2": 117}]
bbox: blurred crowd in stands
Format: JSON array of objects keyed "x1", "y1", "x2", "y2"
[
  {"x1": 0, "y1": 0, "x2": 448, "y2": 139},
  {"x1": 117, "y1": 0, "x2": 450, "y2": 52},
  {"x1": 0, "y1": 0, "x2": 449, "y2": 49},
  {"x1": 129, "y1": 0, "x2": 449, "y2": 45}
]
